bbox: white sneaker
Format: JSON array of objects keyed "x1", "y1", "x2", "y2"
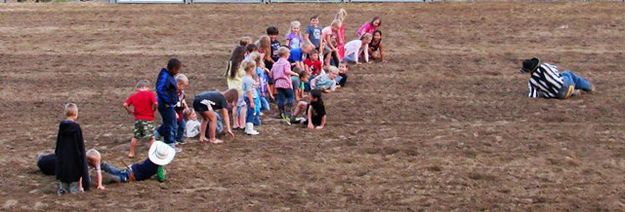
[{"x1": 245, "y1": 123, "x2": 259, "y2": 135}]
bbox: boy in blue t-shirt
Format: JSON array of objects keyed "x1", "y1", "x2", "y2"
[
  {"x1": 289, "y1": 42, "x2": 315, "y2": 71},
  {"x1": 304, "y1": 15, "x2": 323, "y2": 50}
]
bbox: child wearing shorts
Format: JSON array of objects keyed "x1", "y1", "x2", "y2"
[{"x1": 123, "y1": 80, "x2": 157, "y2": 158}]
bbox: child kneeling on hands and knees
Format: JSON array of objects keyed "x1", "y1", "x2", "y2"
[{"x1": 193, "y1": 89, "x2": 238, "y2": 144}]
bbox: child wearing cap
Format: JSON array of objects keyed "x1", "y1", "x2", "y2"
[
  {"x1": 100, "y1": 141, "x2": 175, "y2": 183},
  {"x1": 123, "y1": 80, "x2": 158, "y2": 158}
]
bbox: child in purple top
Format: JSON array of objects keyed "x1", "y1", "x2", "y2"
[
  {"x1": 357, "y1": 16, "x2": 382, "y2": 38},
  {"x1": 271, "y1": 47, "x2": 300, "y2": 123},
  {"x1": 285, "y1": 21, "x2": 303, "y2": 50}
]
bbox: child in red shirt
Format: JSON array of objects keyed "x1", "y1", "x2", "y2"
[
  {"x1": 123, "y1": 80, "x2": 158, "y2": 158},
  {"x1": 304, "y1": 50, "x2": 323, "y2": 77}
]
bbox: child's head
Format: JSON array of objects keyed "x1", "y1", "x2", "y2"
[
  {"x1": 242, "y1": 60, "x2": 257, "y2": 75},
  {"x1": 266, "y1": 26, "x2": 279, "y2": 41},
  {"x1": 299, "y1": 70, "x2": 310, "y2": 82},
  {"x1": 335, "y1": 8, "x2": 347, "y2": 23},
  {"x1": 86, "y1": 149, "x2": 101, "y2": 167},
  {"x1": 373, "y1": 30, "x2": 382, "y2": 42},
  {"x1": 167, "y1": 58, "x2": 182, "y2": 75},
  {"x1": 223, "y1": 88, "x2": 239, "y2": 108},
  {"x1": 339, "y1": 63, "x2": 348, "y2": 73},
  {"x1": 246, "y1": 44, "x2": 258, "y2": 54},
  {"x1": 278, "y1": 47, "x2": 290, "y2": 58},
  {"x1": 310, "y1": 89, "x2": 322, "y2": 102},
  {"x1": 301, "y1": 42, "x2": 314, "y2": 54},
  {"x1": 135, "y1": 79, "x2": 150, "y2": 90},
  {"x1": 371, "y1": 16, "x2": 382, "y2": 27},
  {"x1": 64, "y1": 103, "x2": 78, "y2": 119},
  {"x1": 310, "y1": 15, "x2": 319, "y2": 26},
  {"x1": 290, "y1": 21, "x2": 301, "y2": 34},
  {"x1": 292, "y1": 66, "x2": 303, "y2": 75},
  {"x1": 175, "y1": 73, "x2": 189, "y2": 91},
  {"x1": 310, "y1": 49, "x2": 320, "y2": 61},
  {"x1": 361, "y1": 33, "x2": 373, "y2": 44},
  {"x1": 249, "y1": 52, "x2": 263, "y2": 67},
  {"x1": 330, "y1": 19, "x2": 341, "y2": 31},
  {"x1": 185, "y1": 108, "x2": 197, "y2": 121},
  {"x1": 258, "y1": 35, "x2": 271, "y2": 50},
  {"x1": 240, "y1": 36, "x2": 252, "y2": 46},
  {"x1": 327, "y1": 66, "x2": 340, "y2": 79}
]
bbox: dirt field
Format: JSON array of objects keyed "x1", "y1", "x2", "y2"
[{"x1": 1, "y1": 2, "x2": 625, "y2": 210}]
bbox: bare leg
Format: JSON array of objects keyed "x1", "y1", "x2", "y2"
[
  {"x1": 239, "y1": 105, "x2": 247, "y2": 128},
  {"x1": 128, "y1": 138, "x2": 137, "y2": 158}
]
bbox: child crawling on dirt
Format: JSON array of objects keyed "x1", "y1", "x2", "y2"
[
  {"x1": 291, "y1": 89, "x2": 326, "y2": 129},
  {"x1": 54, "y1": 103, "x2": 94, "y2": 195},
  {"x1": 37, "y1": 149, "x2": 106, "y2": 190},
  {"x1": 310, "y1": 65, "x2": 340, "y2": 92},
  {"x1": 99, "y1": 141, "x2": 174, "y2": 183},
  {"x1": 193, "y1": 89, "x2": 238, "y2": 144},
  {"x1": 123, "y1": 80, "x2": 157, "y2": 158}
]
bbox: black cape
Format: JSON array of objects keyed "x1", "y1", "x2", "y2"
[{"x1": 54, "y1": 120, "x2": 90, "y2": 191}]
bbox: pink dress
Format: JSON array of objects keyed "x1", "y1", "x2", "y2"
[{"x1": 337, "y1": 25, "x2": 346, "y2": 60}]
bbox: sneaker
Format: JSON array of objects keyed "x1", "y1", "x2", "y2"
[
  {"x1": 281, "y1": 114, "x2": 292, "y2": 126},
  {"x1": 153, "y1": 130, "x2": 162, "y2": 141},
  {"x1": 245, "y1": 123, "x2": 260, "y2": 135},
  {"x1": 157, "y1": 166, "x2": 166, "y2": 182},
  {"x1": 176, "y1": 140, "x2": 185, "y2": 145}
]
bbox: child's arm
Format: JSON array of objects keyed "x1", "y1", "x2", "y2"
[
  {"x1": 123, "y1": 103, "x2": 133, "y2": 114},
  {"x1": 78, "y1": 177, "x2": 84, "y2": 192},
  {"x1": 221, "y1": 109, "x2": 234, "y2": 138},
  {"x1": 317, "y1": 115, "x2": 326, "y2": 129},
  {"x1": 247, "y1": 89, "x2": 254, "y2": 109},
  {"x1": 95, "y1": 164, "x2": 105, "y2": 190},
  {"x1": 284, "y1": 66, "x2": 300, "y2": 77},
  {"x1": 363, "y1": 44, "x2": 369, "y2": 63},
  {"x1": 379, "y1": 43, "x2": 384, "y2": 62},
  {"x1": 304, "y1": 62, "x2": 310, "y2": 74},
  {"x1": 306, "y1": 106, "x2": 314, "y2": 129}
]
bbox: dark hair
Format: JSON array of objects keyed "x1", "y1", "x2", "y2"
[
  {"x1": 310, "y1": 15, "x2": 319, "y2": 20},
  {"x1": 246, "y1": 44, "x2": 258, "y2": 53},
  {"x1": 299, "y1": 71, "x2": 309, "y2": 80},
  {"x1": 370, "y1": 16, "x2": 381, "y2": 27},
  {"x1": 310, "y1": 49, "x2": 319, "y2": 55},
  {"x1": 310, "y1": 89, "x2": 322, "y2": 99},
  {"x1": 292, "y1": 66, "x2": 303, "y2": 75},
  {"x1": 266, "y1": 26, "x2": 279, "y2": 35},
  {"x1": 167, "y1": 58, "x2": 181, "y2": 71},
  {"x1": 372, "y1": 30, "x2": 383, "y2": 43}
]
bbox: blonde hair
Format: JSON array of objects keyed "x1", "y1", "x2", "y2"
[
  {"x1": 334, "y1": 8, "x2": 347, "y2": 22},
  {"x1": 135, "y1": 80, "x2": 149, "y2": 89},
  {"x1": 241, "y1": 60, "x2": 256, "y2": 74},
  {"x1": 290, "y1": 21, "x2": 301, "y2": 31},
  {"x1": 361, "y1": 33, "x2": 373, "y2": 42},
  {"x1": 64, "y1": 103, "x2": 78, "y2": 117},
  {"x1": 330, "y1": 19, "x2": 341, "y2": 28},
  {"x1": 327, "y1": 66, "x2": 340, "y2": 74},
  {"x1": 175, "y1": 73, "x2": 189, "y2": 85},
  {"x1": 278, "y1": 47, "x2": 290, "y2": 57},
  {"x1": 86, "y1": 149, "x2": 100, "y2": 158},
  {"x1": 249, "y1": 52, "x2": 264, "y2": 67}
]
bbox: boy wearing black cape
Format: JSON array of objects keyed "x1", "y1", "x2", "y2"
[{"x1": 55, "y1": 103, "x2": 90, "y2": 195}]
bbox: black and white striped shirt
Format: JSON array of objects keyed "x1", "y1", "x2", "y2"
[{"x1": 527, "y1": 63, "x2": 564, "y2": 98}]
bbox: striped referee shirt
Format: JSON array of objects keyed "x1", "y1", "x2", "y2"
[{"x1": 527, "y1": 63, "x2": 564, "y2": 98}]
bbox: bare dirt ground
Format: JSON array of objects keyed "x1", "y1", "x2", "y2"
[{"x1": 1, "y1": 2, "x2": 625, "y2": 210}]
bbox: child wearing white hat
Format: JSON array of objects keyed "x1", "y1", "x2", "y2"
[{"x1": 100, "y1": 141, "x2": 175, "y2": 183}]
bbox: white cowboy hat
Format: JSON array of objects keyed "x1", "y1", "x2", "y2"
[{"x1": 148, "y1": 141, "x2": 176, "y2": 166}]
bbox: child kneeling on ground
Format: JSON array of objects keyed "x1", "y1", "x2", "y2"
[{"x1": 292, "y1": 89, "x2": 326, "y2": 129}]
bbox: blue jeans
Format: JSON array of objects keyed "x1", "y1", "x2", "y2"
[
  {"x1": 276, "y1": 88, "x2": 294, "y2": 116},
  {"x1": 260, "y1": 96, "x2": 271, "y2": 112},
  {"x1": 558, "y1": 71, "x2": 593, "y2": 98},
  {"x1": 244, "y1": 98, "x2": 261, "y2": 126},
  {"x1": 157, "y1": 104, "x2": 177, "y2": 145},
  {"x1": 176, "y1": 118, "x2": 185, "y2": 142},
  {"x1": 101, "y1": 163, "x2": 129, "y2": 183}
]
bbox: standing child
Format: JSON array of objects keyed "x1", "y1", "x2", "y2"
[
  {"x1": 226, "y1": 37, "x2": 252, "y2": 78},
  {"x1": 241, "y1": 60, "x2": 261, "y2": 135},
  {"x1": 251, "y1": 52, "x2": 272, "y2": 113},
  {"x1": 257, "y1": 35, "x2": 273, "y2": 69},
  {"x1": 357, "y1": 16, "x2": 382, "y2": 38},
  {"x1": 304, "y1": 15, "x2": 323, "y2": 50},
  {"x1": 368, "y1": 30, "x2": 384, "y2": 62},
  {"x1": 334, "y1": 9, "x2": 348, "y2": 61},
  {"x1": 123, "y1": 80, "x2": 157, "y2": 158},
  {"x1": 286, "y1": 21, "x2": 304, "y2": 50},
  {"x1": 227, "y1": 55, "x2": 247, "y2": 131},
  {"x1": 55, "y1": 103, "x2": 90, "y2": 195},
  {"x1": 267, "y1": 26, "x2": 281, "y2": 64},
  {"x1": 271, "y1": 47, "x2": 300, "y2": 124},
  {"x1": 173, "y1": 74, "x2": 189, "y2": 145}
]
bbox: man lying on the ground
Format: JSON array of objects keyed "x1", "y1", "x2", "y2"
[
  {"x1": 521, "y1": 57, "x2": 594, "y2": 99},
  {"x1": 37, "y1": 149, "x2": 106, "y2": 190}
]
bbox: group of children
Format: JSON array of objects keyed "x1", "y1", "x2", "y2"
[
  {"x1": 225, "y1": 9, "x2": 384, "y2": 136},
  {"x1": 37, "y1": 8, "x2": 385, "y2": 194}
]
